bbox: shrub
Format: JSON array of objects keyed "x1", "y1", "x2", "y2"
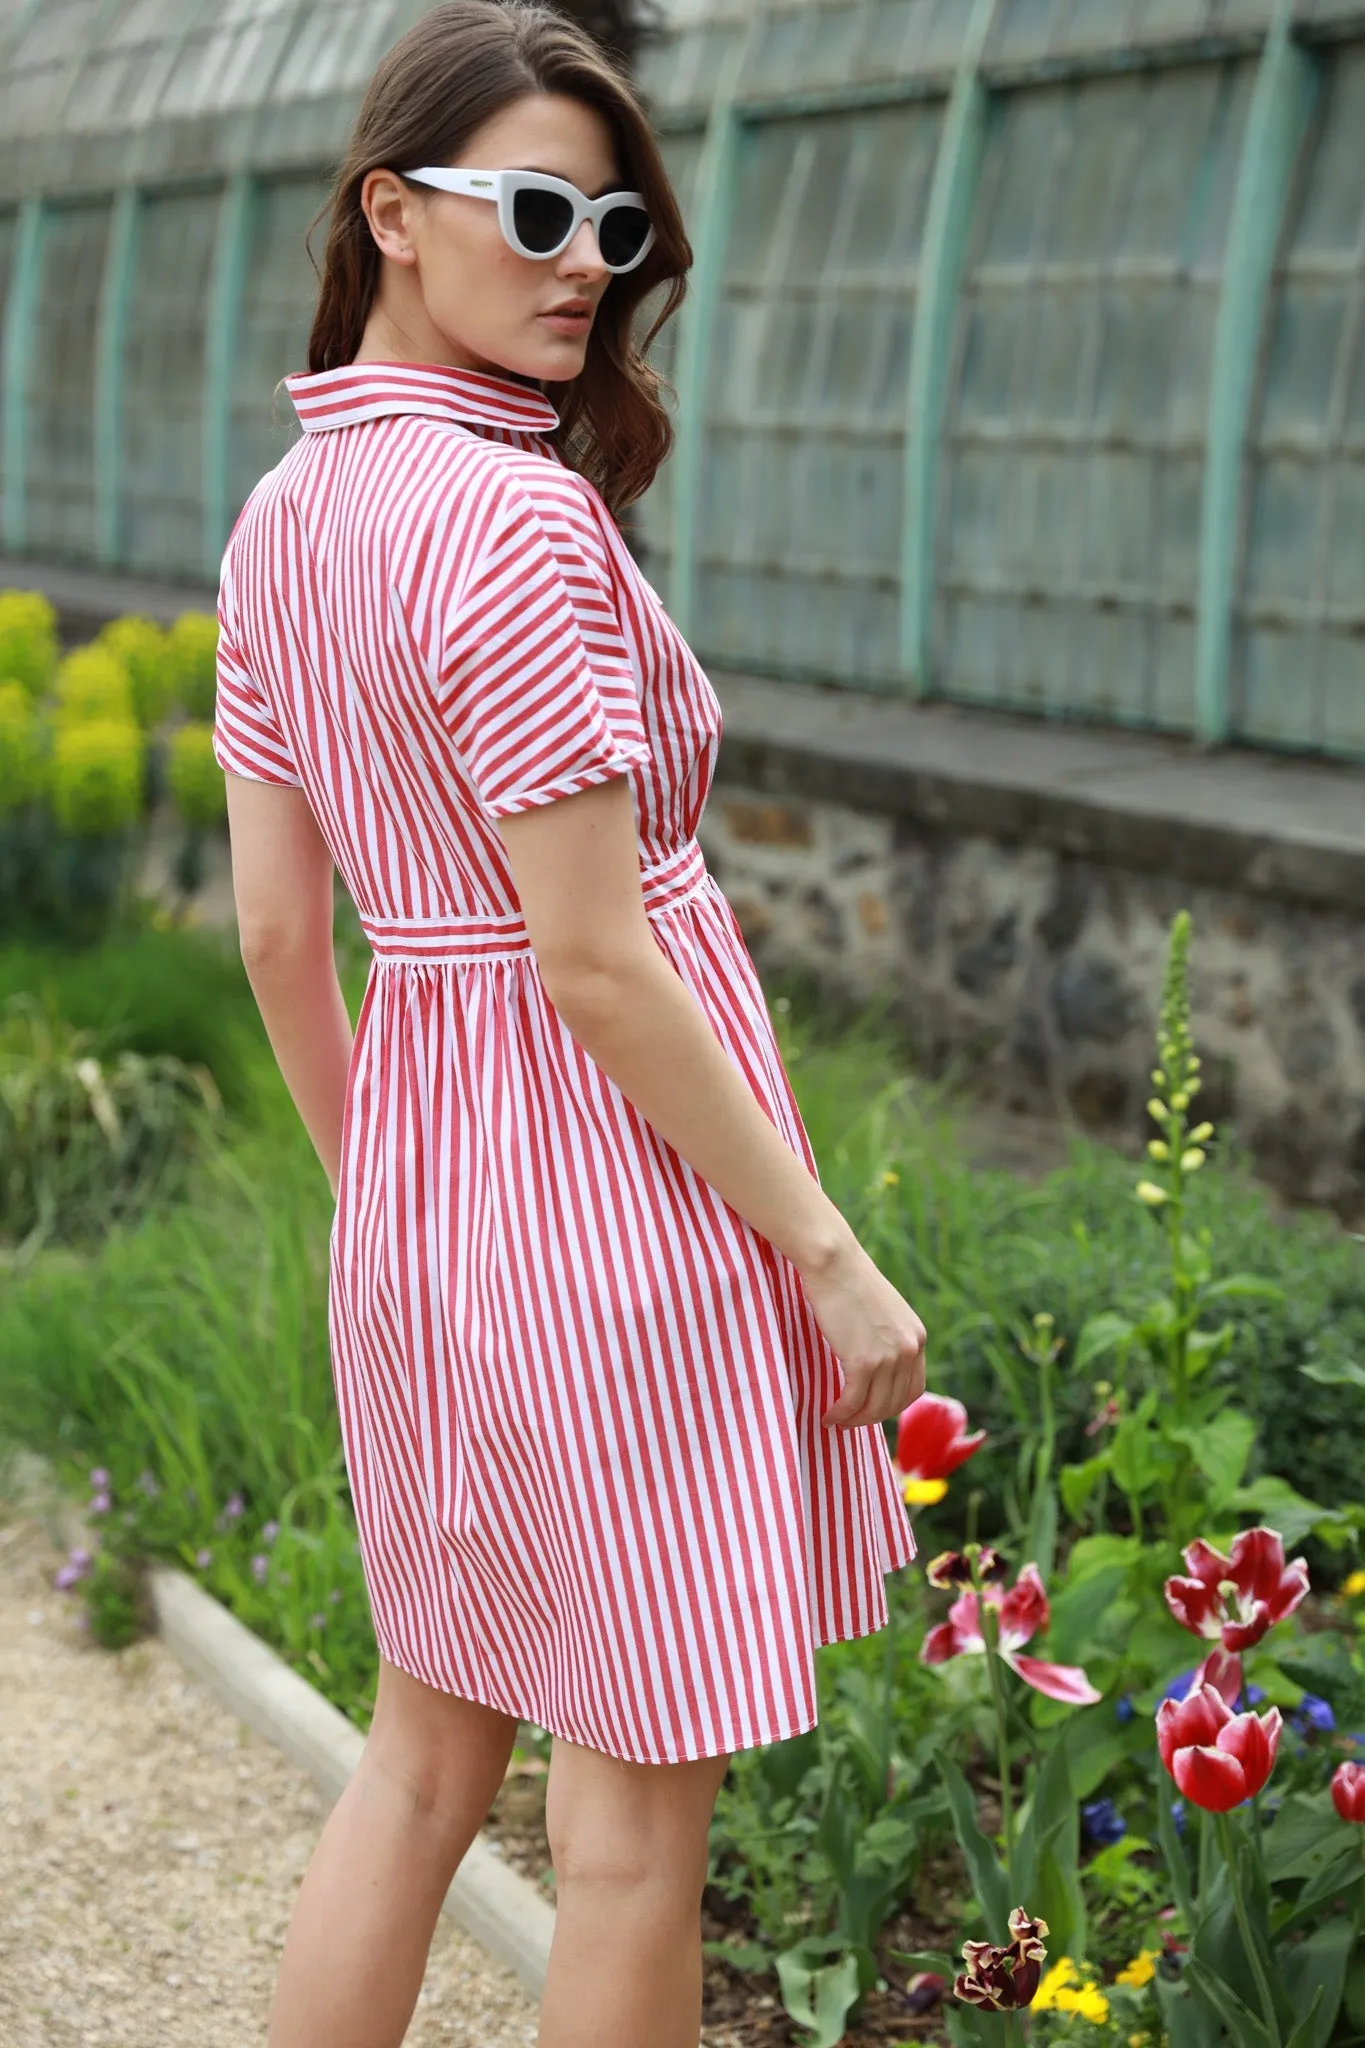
[
  {"x1": 168, "y1": 721, "x2": 227, "y2": 829},
  {"x1": 51, "y1": 718, "x2": 145, "y2": 835},
  {"x1": 0, "y1": 588, "x2": 59, "y2": 698},
  {"x1": 53, "y1": 645, "x2": 136, "y2": 727},
  {"x1": 0, "y1": 682, "x2": 47, "y2": 812},
  {"x1": 0, "y1": 992, "x2": 221, "y2": 1250},
  {"x1": 97, "y1": 616, "x2": 174, "y2": 729},
  {"x1": 166, "y1": 612, "x2": 219, "y2": 719}
]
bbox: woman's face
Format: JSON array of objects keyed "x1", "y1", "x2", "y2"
[{"x1": 360, "y1": 92, "x2": 625, "y2": 381}]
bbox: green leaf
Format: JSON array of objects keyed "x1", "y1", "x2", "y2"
[
  {"x1": 1300, "y1": 1356, "x2": 1365, "y2": 1389},
  {"x1": 1185, "y1": 1321, "x2": 1235, "y2": 1376},
  {"x1": 1059, "y1": 1455, "x2": 1110, "y2": 1522},
  {"x1": 1228, "y1": 1476, "x2": 1327, "y2": 1551},
  {"x1": 1155, "y1": 1772, "x2": 1195, "y2": 1930},
  {"x1": 1262, "y1": 1791, "x2": 1344, "y2": 1884},
  {"x1": 1345, "y1": 1947, "x2": 1365, "y2": 2030},
  {"x1": 885, "y1": 1947, "x2": 954, "y2": 1979},
  {"x1": 1073, "y1": 1312, "x2": 1135, "y2": 1371},
  {"x1": 1279, "y1": 1918, "x2": 1352, "y2": 2048},
  {"x1": 1153, "y1": 1970, "x2": 1214, "y2": 2048},
  {"x1": 1062, "y1": 1708, "x2": 1133, "y2": 1801},
  {"x1": 1046, "y1": 1557, "x2": 1133, "y2": 1665},
  {"x1": 1166, "y1": 1409, "x2": 1256, "y2": 1505},
  {"x1": 703, "y1": 1938, "x2": 772, "y2": 1973},
  {"x1": 1181, "y1": 1954, "x2": 1275, "y2": 2048},
  {"x1": 1284, "y1": 1987, "x2": 1327, "y2": 2048},
  {"x1": 937, "y1": 1756, "x2": 1010, "y2": 1944},
  {"x1": 1203, "y1": 1273, "x2": 1288, "y2": 1305},
  {"x1": 775, "y1": 1939, "x2": 862, "y2": 2048}
]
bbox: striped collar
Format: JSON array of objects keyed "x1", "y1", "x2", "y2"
[{"x1": 286, "y1": 361, "x2": 561, "y2": 436}]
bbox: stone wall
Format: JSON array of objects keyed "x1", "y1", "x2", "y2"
[{"x1": 698, "y1": 786, "x2": 1365, "y2": 1214}]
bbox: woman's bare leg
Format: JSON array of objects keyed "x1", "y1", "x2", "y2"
[
  {"x1": 266, "y1": 1656, "x2": 520, "y2": 2048},
  {"x1": 536, "y1": 1734, "x2": 731, "y2": 2048}
]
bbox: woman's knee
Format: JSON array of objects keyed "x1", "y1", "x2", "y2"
[
  {"x1": 544, "y1": 1740, "x2": 730, "y2": 1902},
  {"x1": 363, "y1": 1657, "x2": 520, "y2": 1824}
]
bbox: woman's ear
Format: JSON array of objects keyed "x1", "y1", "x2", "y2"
[{"x1": 361, "y1": 169, "x2": 419, "y2": 265}]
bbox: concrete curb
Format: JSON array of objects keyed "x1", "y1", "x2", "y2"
[{"x1": 2, "y1": 1449, "x2": 556, "y2": 2001}]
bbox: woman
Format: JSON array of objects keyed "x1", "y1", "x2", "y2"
[{"x1": 212, "y1": 5, "x2": 927, "y2": 2045}]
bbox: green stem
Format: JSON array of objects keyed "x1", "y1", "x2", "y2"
[
  {"x1": 1215, "y1": 1810, "x2": 1281, "y2": 2048},
  {"x1": 981, "y1": 1598, "x2": 1016, "y2": 1900},
  {"x1": 1003, "y1": 2011, "x2": 1025, "y2": 2048}
]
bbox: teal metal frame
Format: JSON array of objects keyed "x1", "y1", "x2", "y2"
[
  {"x1": 0, "y1": 198, "x2": 42, "y2": 554},
  {"x1": 94, "y1": 187, "x2": 139, "y2": 568},
  {"x1": 899, "y1": 0, "x2": 998, "y2": 697},
  {"x1": 667, "y1": 22, "x2": 756, "y2": 637},
  {"x1": 1194, "y1": 0, "x2": 1318, "y2": 745},
  {"x1": 202, "y1": 171, "x2": 256, "y2": 579}
]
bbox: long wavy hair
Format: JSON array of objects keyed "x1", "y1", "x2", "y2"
[{"x1": 307, "y1": 0, "x2": 691, "y2": 515}]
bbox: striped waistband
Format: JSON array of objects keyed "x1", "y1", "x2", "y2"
[{"x1": 359, "y1": 838, "x2": 712, "y2": 965}]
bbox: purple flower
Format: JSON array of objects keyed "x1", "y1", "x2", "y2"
[
  {"x1": 1242, "y1": 1683, "x2": 1266, "y2": 1708},
  {"x1": 250, "y1": 1555, "x2": 269, "y2": 1586},
  {"x1": 194, "y1": 1548, "x2": 212, "y2": 1570},
  {"x1": 54, "y1": 1547, "x2": 92, "y2": 1592},
  {"x1": 1171, "y1": 1799, "x2": 1187, "y2": 1838},
  {"x1": 1161, "y1": 1670, "x2": 1196, "y2": 1706},
  {"x1": 1293, "y1": 1693, "x2": 1334, "y2": 1734},
  {"x1": 1115, "y1": 1694, "x2": 1135, "y2": 1724},
  {"x1": 138, "y1": 1469, "x2": 160, "y2": 1498},
  {"x1": 223, "y1": 1492, "x2": 245, "y2": 1524},
  {"x1": 89, "y1": 1467, "x2": 110, "y2": 1490},
  {"x1": 90, "y1": 1492, "x2": 111, "y2": 1515},
  {"x1": 261, "y1": 1520, "x2": 280, "y2": 1546},
  {"x1": 1081, "y1": 1798, "x2": 1127, "y2": 1848}
]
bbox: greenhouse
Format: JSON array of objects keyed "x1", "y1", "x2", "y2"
[{"x1": 3, "y1": 0, "x2": 1365, "y2": 756}]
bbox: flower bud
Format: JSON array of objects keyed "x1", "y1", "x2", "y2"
[
  {"x1": 1146, "y1": 1099, "x2": 1168, "y2": 1124},
  {"x1": 1151, "y1": 1070, "x2": 1166, "y2": 1087},
  {"x1": 1189, "y1": 1123, "x2": 1214, "y2": 1144},
  {"x1": 1147, "y1": 1140, "x2": 1169, "y2": 1163},
  {"x1": 1136, "y1": 1181, "x2": 1168, "y2": 1207},
  {"x1": 1170, "y1": 1091, "x2": 1189, "y2": 1112},
  {"x1": 1180, "y1": 1148, "x2": 1206, "y2": 1172}
]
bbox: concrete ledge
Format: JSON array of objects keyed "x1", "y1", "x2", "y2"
[
  {"x1": 1, "y1": 1449, "x2": 555, "y2": 2001},
  {"x1": 711, "y1": 670, "x2": 1365, "y2": 915}
]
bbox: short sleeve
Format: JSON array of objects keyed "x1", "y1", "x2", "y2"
[
  {"x1": 211, "y1": 568, "x2": 303, "y2": 788},
  {"x1": 434, "y1": 473, "x2": 652, "y2": 820}
]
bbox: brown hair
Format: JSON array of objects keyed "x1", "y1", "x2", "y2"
[{"x1": 307, "y1": 0, "x2": 691, "y2": 515}]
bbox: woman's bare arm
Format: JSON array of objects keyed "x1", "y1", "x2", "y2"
[
  {"x1": 223, "y1": 775, "x2": 354, "y2": 1197},
  {"x1": 498, "y1": 776, "x2": 927, "y2": 1428}
]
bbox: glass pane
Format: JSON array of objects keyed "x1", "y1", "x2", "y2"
[
  {"x1": 121, "y1": 188, "x2": 219, "y2": 577},
  {"x1": 26, "y1": 203, "x2": 111, "y2": 558},
  {"x1": 229, "y1": 175, "x2": 324, "y2": 519}
]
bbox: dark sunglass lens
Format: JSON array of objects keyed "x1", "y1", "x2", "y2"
[
  {"x1": 512, "y1": 187, "x2": 576, "y2": 254},
  {"x1": 598, "y1": 203, "x2": 651, "y2": 267}
]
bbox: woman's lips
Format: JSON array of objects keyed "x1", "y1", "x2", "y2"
[{"x1": 539, "y1": 310, "x2": 591, "y2": 334}]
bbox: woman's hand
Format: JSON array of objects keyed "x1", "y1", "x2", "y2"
[{"x1": 798, "y1": 1237, "x2": 927, "y2": 1430}]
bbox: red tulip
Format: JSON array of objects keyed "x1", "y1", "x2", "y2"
[
  {"x1": 895, "y1": 1394, "x2": 985, "y2": 1505},
  {"x1": 922, "y1": 1561, "x2": 1101, "y2": 1705},
  {"x1": 1331, "y1": 1761, "x2": 1365, "y2": 1824},
  {"x1": 1157, "y1": 1681, "x2": 1282, "y2": 1812},
  {"x1": 1165, "y1": 1527, "x2": 1309, "y2": 1653},
  {"x1": 1194, "y1": 1646, "x2": 1244, "y2": 1708}
]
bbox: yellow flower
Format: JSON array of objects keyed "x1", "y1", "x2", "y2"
[
  {"x1": 1057, "y1": 1986, "x2": 1111, "y2": 2025},
  {"x1": 1343, "y1": 1569, "x2": 1365, "y2": 1599},
  {"x1": 1117, "y1": 1949, "x2": 1159, "y2": 1988},
  {"x1": 1032, "y1": 1959, "x2": 1079, "y2": 2010},
  {"x1": 882, "y1": 1169, "x2": 899, "y2": 1187},
  {"x1": 1136, "y1": 1181, "x2": 1168, "y2": 1207},
  {"x1": 900, "y1": 1476, "x2": 947, "y2": 1507}
]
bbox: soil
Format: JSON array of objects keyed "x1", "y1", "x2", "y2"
[{"x1": 483, "y1": 1766, "x2": 958, "y2": 2048}]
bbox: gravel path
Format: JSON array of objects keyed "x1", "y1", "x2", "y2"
[{"x1": 0, "y1": 1512, "x2": 539, "y2": 2048}]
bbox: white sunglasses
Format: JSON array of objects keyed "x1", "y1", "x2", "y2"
[{"x1": 403, "y1": 166, "x2": 656, "y2": 273}]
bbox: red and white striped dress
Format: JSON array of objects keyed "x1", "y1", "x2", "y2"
[{"x1": 213, "y1": 360, "x2": 915, "y2": 1765}]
